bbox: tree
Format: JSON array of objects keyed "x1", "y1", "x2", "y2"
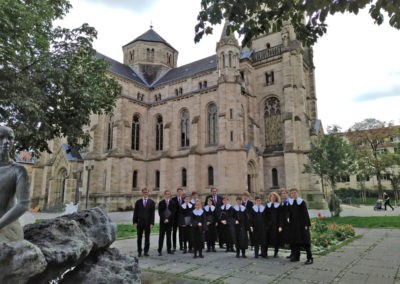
[
  {"x1": 347, "y1": 118, "x2": 398, "y2": 198},
  {"x1": 0, "y1": 0, "x2": 121, "y2": 153},
  {"x1": 304, "y1": 129, "x2": 356, "y2": 197},
  {"x1": 195, "y1": 0, "x2": 400, "y2": 47},
  {"x1": 381, "y1": 151, "x2": 400, "y2": 203}
]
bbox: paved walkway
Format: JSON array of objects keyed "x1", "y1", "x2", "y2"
[{"x1": 112, "y1": 228, "x2": 400, "y2": 284}]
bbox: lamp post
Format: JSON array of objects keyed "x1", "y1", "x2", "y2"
[{"x1": 85, "y1": 163, "x2": 94, "y2": 209}]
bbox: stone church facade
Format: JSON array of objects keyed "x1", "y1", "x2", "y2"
[{"x1": 30, "y1": 23, "x2": 327, "y2": 211}]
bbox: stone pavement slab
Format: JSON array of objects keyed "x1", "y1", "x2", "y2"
[{"x1": 112, "y1": 228, "x2": 400, "y2": 283}]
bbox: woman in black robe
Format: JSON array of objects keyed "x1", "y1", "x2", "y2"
[
  {"x1": 288, "y1": 188, "x2": 313, "y2": 265},
  {"x1": 191, "y1": 199, "x2": 206, "y2": 258},
  {"x1": 250, "y1": 196, "x2": 267, "y2": 258},
  {"x1": 265, "y1": 191, "x2": 281, "y2": 258},
  {"x1": 219, "y1": 196, "x2": 235, "y2": 252},
  {"x1": 232, "y1": 196, "x2": 249, "y2": 258},
  {"x1": 179, "y1": 195, "x2": 193, "y2": 253},
  {"x1": 204, "y1": 197, "x2": 218, "y2": 252}
]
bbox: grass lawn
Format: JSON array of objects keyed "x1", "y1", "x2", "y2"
[
  {"x1": 117, "y1": 223, "x2": 160, "y2": 239},
  {"x1": 319, "y1": 216, "x2": 400, "y2": 228}
]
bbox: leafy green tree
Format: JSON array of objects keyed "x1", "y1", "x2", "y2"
[
  {"x1": 304, "y1": 129, "x2": 356, "y2": 196},
  {"x1": 0, "y1": 0, "x2": 121, "y2": 153},
  {"x1": 195, "y1": 0, "x2": 400, "y2": 47},
  {"x1": 347, "y1": 119, "x2": 398, "y2": 198},
  {"x1": 381, "y1": 151, "x2": 400, "y2": 203}
]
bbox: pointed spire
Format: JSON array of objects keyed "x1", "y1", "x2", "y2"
[{"x1": 218, "y1": 20, "x2": 238, "y2": 46}]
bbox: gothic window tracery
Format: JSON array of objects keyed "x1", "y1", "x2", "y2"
[
  {"x1": 180, "y1": 110, "x2": 190, "y2": 147},
  {"x1": 264, "y1": 97, "x2": 283, "y2": 148},
  {"x1": 156, "y1": 115, "x2": 163, "y2": 151},
  {"x1": 207, "y1": 104, "x2": 217, "y2": 145},
  {"x1": 131, "y1": 114, "x2": 140, "y2": 150},
  {"x1": 107, "y1": 115, "x2": 114, "y2": 150}
]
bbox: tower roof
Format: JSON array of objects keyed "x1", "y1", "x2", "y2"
[
  {"x1": 123, "y1": 27, "x2": 177, "y2": 51},
  {"x1": 218, "y1": 20, "x2": 239, "y2": 46}
]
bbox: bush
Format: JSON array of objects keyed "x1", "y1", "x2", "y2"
[{"x1": 328, "y1": 193, "x2": 342, "y2": 217}]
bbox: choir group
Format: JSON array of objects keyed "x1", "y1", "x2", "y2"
[{"x1": 133, "y1": 187, "x2": 313, "y2": 265}]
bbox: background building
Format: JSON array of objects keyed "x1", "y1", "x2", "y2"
[{"x1": 30, "y1": 23, "x2": 327, "y2": 211}]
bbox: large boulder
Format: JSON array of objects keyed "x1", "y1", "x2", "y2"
[
  {"x1": 62, "y1": 248, "x2": 140, "y2": 283},
  {"x1": 23, "y1": 207, "x2": 118, "y2": 283},
  {"x1": 0, "y1": 240, "x2": 47, "y2": 284}
]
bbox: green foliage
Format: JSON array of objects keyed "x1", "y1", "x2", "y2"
[
  {"x1": 324, "y1": 216, "x2": 400, "y2": 228},
  {"x1": 328, "y1": 193, "x2": 342, "y2": 217},
  {"x1": 0, "y1": 0, "x2": 121, "y2": 153},
  {"x1": 117, "y1": 223, "x2": 160, "y2": 239},
  {"x1": 304, "y1": 132, "x2": 356, "y2": 191},
  {"x1": 195, "y1": 0, "x2": 400, "y2": 47}
]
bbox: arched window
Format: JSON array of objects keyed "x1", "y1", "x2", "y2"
[
  {"x1": 182, "y1": 168, "x2": 187, "y2": 187},
  {"x1": 131, "y1": 114, "x2": 140, "y2": 150},
  {"x1": 107, "y1": 115, "x2": 114, "y2": 150},
  {"x1": 132, "y1": 170, "x2": 138, "y2": 190},
  {"x1": 228, "y1": 52, "x2": 232, "y2": 67},
  {"x1": 199, "y1": 82, "x2": 202, "y2": 89},
  {"x1": 155, "y1": 170, "x2": 160, "y2": 190},
  {"x1": 180, "y1": 110, "x2": 190, "y2": 147},
  {"x1": 264, "y1": 97, "x2": 283, "y2": 149},
  {"x1": 208, "y1": 166, "x2": 214, "y2": 186},
  {"x1": 207, "y1": 104, "x2": 218, "y2": 145},
  {"x1": 272, "y1": 168, "x2": 278, "y2": 187},
  {"x1": 156, "y1": 115, "x2": 163, "y2": 151},
  {"x1": 222, "y1": 53, "x2": 225, "y2": 68}
]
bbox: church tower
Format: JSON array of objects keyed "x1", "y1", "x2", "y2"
[{"x1": 122, "y1": 26, "x2": 178, "y2": 84}]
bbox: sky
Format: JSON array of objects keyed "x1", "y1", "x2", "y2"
[{"x1": 57, "y1": 0, "x2": 400, "y2": 131}]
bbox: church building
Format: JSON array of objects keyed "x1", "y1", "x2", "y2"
[{"x1": 30, "y1": 23, "x2": 327, "y2": 211}]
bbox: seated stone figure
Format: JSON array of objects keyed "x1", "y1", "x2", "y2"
[{"x1": 0, "y1": 126, "x2": 30, "y2": 242}]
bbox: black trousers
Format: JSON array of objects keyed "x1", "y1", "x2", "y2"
[
  {"x1": 292, "y1": 243, "x2": 312, "y2": 260},
  {"x1": 137, "y1": 225, "x2": 151, "y2": 253},
  {"x1": 158, "y1": 223, "x2": 173, "y2": 252},
  {"x1": 384, "y1": 200, "x2": 394, "y2": 210},
  {"x1": 172, "y1": 222, "x2": 183, "y2": 249}
]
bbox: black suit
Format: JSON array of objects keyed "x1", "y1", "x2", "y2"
[
  {"x1": 158, "y1": 199, "x2": 177, "y2": 253},
  {"x1": 242, "y1": 200, "x2": 254, "y2": 246},
  {"x1": 172, "y1": 195, "x2": 184, "y2": 249},
  {"x1": 133, "y1": 198, "x2": 155, "y2": 255},
  {"x1": 205, "y1": 194, "x2": 223, "y2": 247}
]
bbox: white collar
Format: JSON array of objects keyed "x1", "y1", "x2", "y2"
[
  {"x1": 182, "y1": 203, "x2": 193, "y2": 209},
  {"x1": 193, "y1": 209, "x2": 204, "y2": 216},
  {"x1": 233, "y1": 204, "x2": 246, "y2": 211},
  {"x1": 221, "y1": 204, "x2": 231, "y2": 210},
  {"x1": 267, "y1": 202, "x2": 280, "y2": 208},
  {"x1": 252, "y1": 204, "x2": 265, "y2": 212},
  {"x1": 204, "y1": 205, "x2": 215, "y2": 212},
  {"x1": 288, "y1": 198, "x2": 303, "y2": 205}
]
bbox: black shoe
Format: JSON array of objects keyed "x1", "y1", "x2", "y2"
[
  {"x1": 262, "y1": 255, "x2": 268, "y2": 259},
  {"x1": 274, "y1": 253, "x2": 278, "y2": 258},
  {"x1": 167, "y1": 251, "x2": 174, "y2": 255},
  {"x1": 183, "y1": 249, "x2": 187, "y2": 254},
  {"x1": 212, "y1": 248, "x2": 216, "y2": 252},
  {"x1": 138, "y1": 252, "x2": 142, "y2": 257},
  {"x1": 290, "y1": 257, "x2": 300, "y2": 262},
  {"x1": 236, "y1": 254, "x2": 240, "y2": 258},
  {"x1": 207, "y1": 248, "x2": 211, "y2": 252},
  {"x1": 173, "y1": 248, "x2": 176, "y2": 252},
  {"x1": 144, "y1": 253, "x2": 149, "y2": 257},
  {"x1": 180, "y1": 247, "x2": 183, "y2": 251},
  {"x1": 305, "y1": 258, "x2": 313, "y2": 265},
  {"x1": 255, "y1": 255, "x2": 258, "y2": 258},
  {"x1": 188, "y1": 249, "x2": 193, "y2": 253},
  {"x1": 199, "y1": 254, "x2": 204, "y2": 258},
  {"x1": 158, "y1": 252, "x2": 162, "y2": 256},
  {"x1": 242, "y1": 254, "x2": 247, "y2": 258},
  {"x1": 286, "y1": 255, "x2": 292, "y2": 259}
]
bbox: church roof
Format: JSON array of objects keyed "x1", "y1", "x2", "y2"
[
  {"x1": 153, "y1": 55, "x2": 217, "y2": 86},
  {"x1": 123, "y1": 28, "x2": 177, "y2": 51},
  {"x1": 96, "y1": 52, "x2": 148, "y2": 86},
  {"x1": 62, "y1": 144, "x2": 83, "y2": 161}
]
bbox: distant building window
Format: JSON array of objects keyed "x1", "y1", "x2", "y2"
[
  {"x1": 199, "y1": 82, "x2": 202, "y2": 89},
  {"x1": 203, "y1": 81, "x2": 207, "y2": 88},
  {"x1": 182, "y1": 168, "x2": 187, "y2": 187},
  {"x1": 230, "y1": 131, "x2": 233, "y2": 142},
  {"x1": 180, "y1": 110, "x2": 190, "y2": 147},
  {"x1": 132, "y1": 170, "x2": 138, "y2": 190},
  {"x1": 167, "y1": 53, "x2": 172, "y2": 64},
  {"x1": 336, "y1": 175, "x2": 350, "y2": 183},
  {"x1": 272, "y1": 168, "x2": 278, "y2": 187},
  {"x1": 382, "y1": 173, "x2": 391, "y2": 181},
  {"x1": 208, "y1": 166, "x2": 214, "y2": 186},
  {"x1": 240, "y1": 71, "x2": 244, "y2": 80},
  {"x1": 107, "y1": 115, "x2": 114, "y2": 150},
  {"x1": 147, "y1": 48, "x2": 154, "y2": 61},
  {"x1": 264, "y1": 97, "x2": 283, "y2": 148},
  {"x1": 356, "y1": 175, "x2": 370, "y2": 182},
  {"x1": 155, "y1": 170, "x2": 160, "y2": 189},
  {"x1": 207, "y1": 104, "x2": 218, "y2": 145},
  {"x1": 228, "y1": 52, "x2": 232, "y2": 67},
  {"x1": 175, "y1": 89, "x2": 179, "y2": 96},
  {"x1": 156, "y1": 115, "x2": 163, "y2": 151},
  {"x1": 179, "y1": 87, "x2": 183, "y2": 95},
  {"x1": 131, "y1": 115, "x2": 140, "y2": 150},
  {"x1": 230, "y1": 109, "x2": 233, "y2": 119},
  {"x1": 130, "y1": 50, "x2": 134, "y2": 61},
  {"x1": 266, "y1": 43, "x2": 271, "y2": 49},
  {"x1": 266, "y1": 71, "x2": 274, "y2": 85}
]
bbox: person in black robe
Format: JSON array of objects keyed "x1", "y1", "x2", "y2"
[
  {"x1": 242, "y1": 191, "x2": 254, "y2": 249},
  {"x1": 232, "y1": 196, "x2": 249, "y2": 258},
  {"x1": 278, "y1": 188, "x2": 293, "y2": 259},
  {"x1": 157, "y1": 189, "x2": 176, "y2": 256},
  {"x1": 172, "y1": 187, "x2": 184, "y2": 251},
  {"x1": 288, "y1": 188, "x2": 313, "y2": 265},
  {"x1": 191, "y1": 199, "x2": 206, "y2": 258},
  {"x1": 265, "y1": 191, "x2": 281, "y2": 258},
  {"x1": 219, "y1": 196, "x2": 235, "y2": 252},
  {"x1": 204, "y1": 187, "x2": 223, "y2": 248},
  {"x1": 250, "y1": 196, "x2": 267, "y2": 258},
  {"x1": 179, "y1": 195, "x2": 193, "y2": 253},
  {"x1": 204, "y1": 197, "x2": 218, "y2": 252}
]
